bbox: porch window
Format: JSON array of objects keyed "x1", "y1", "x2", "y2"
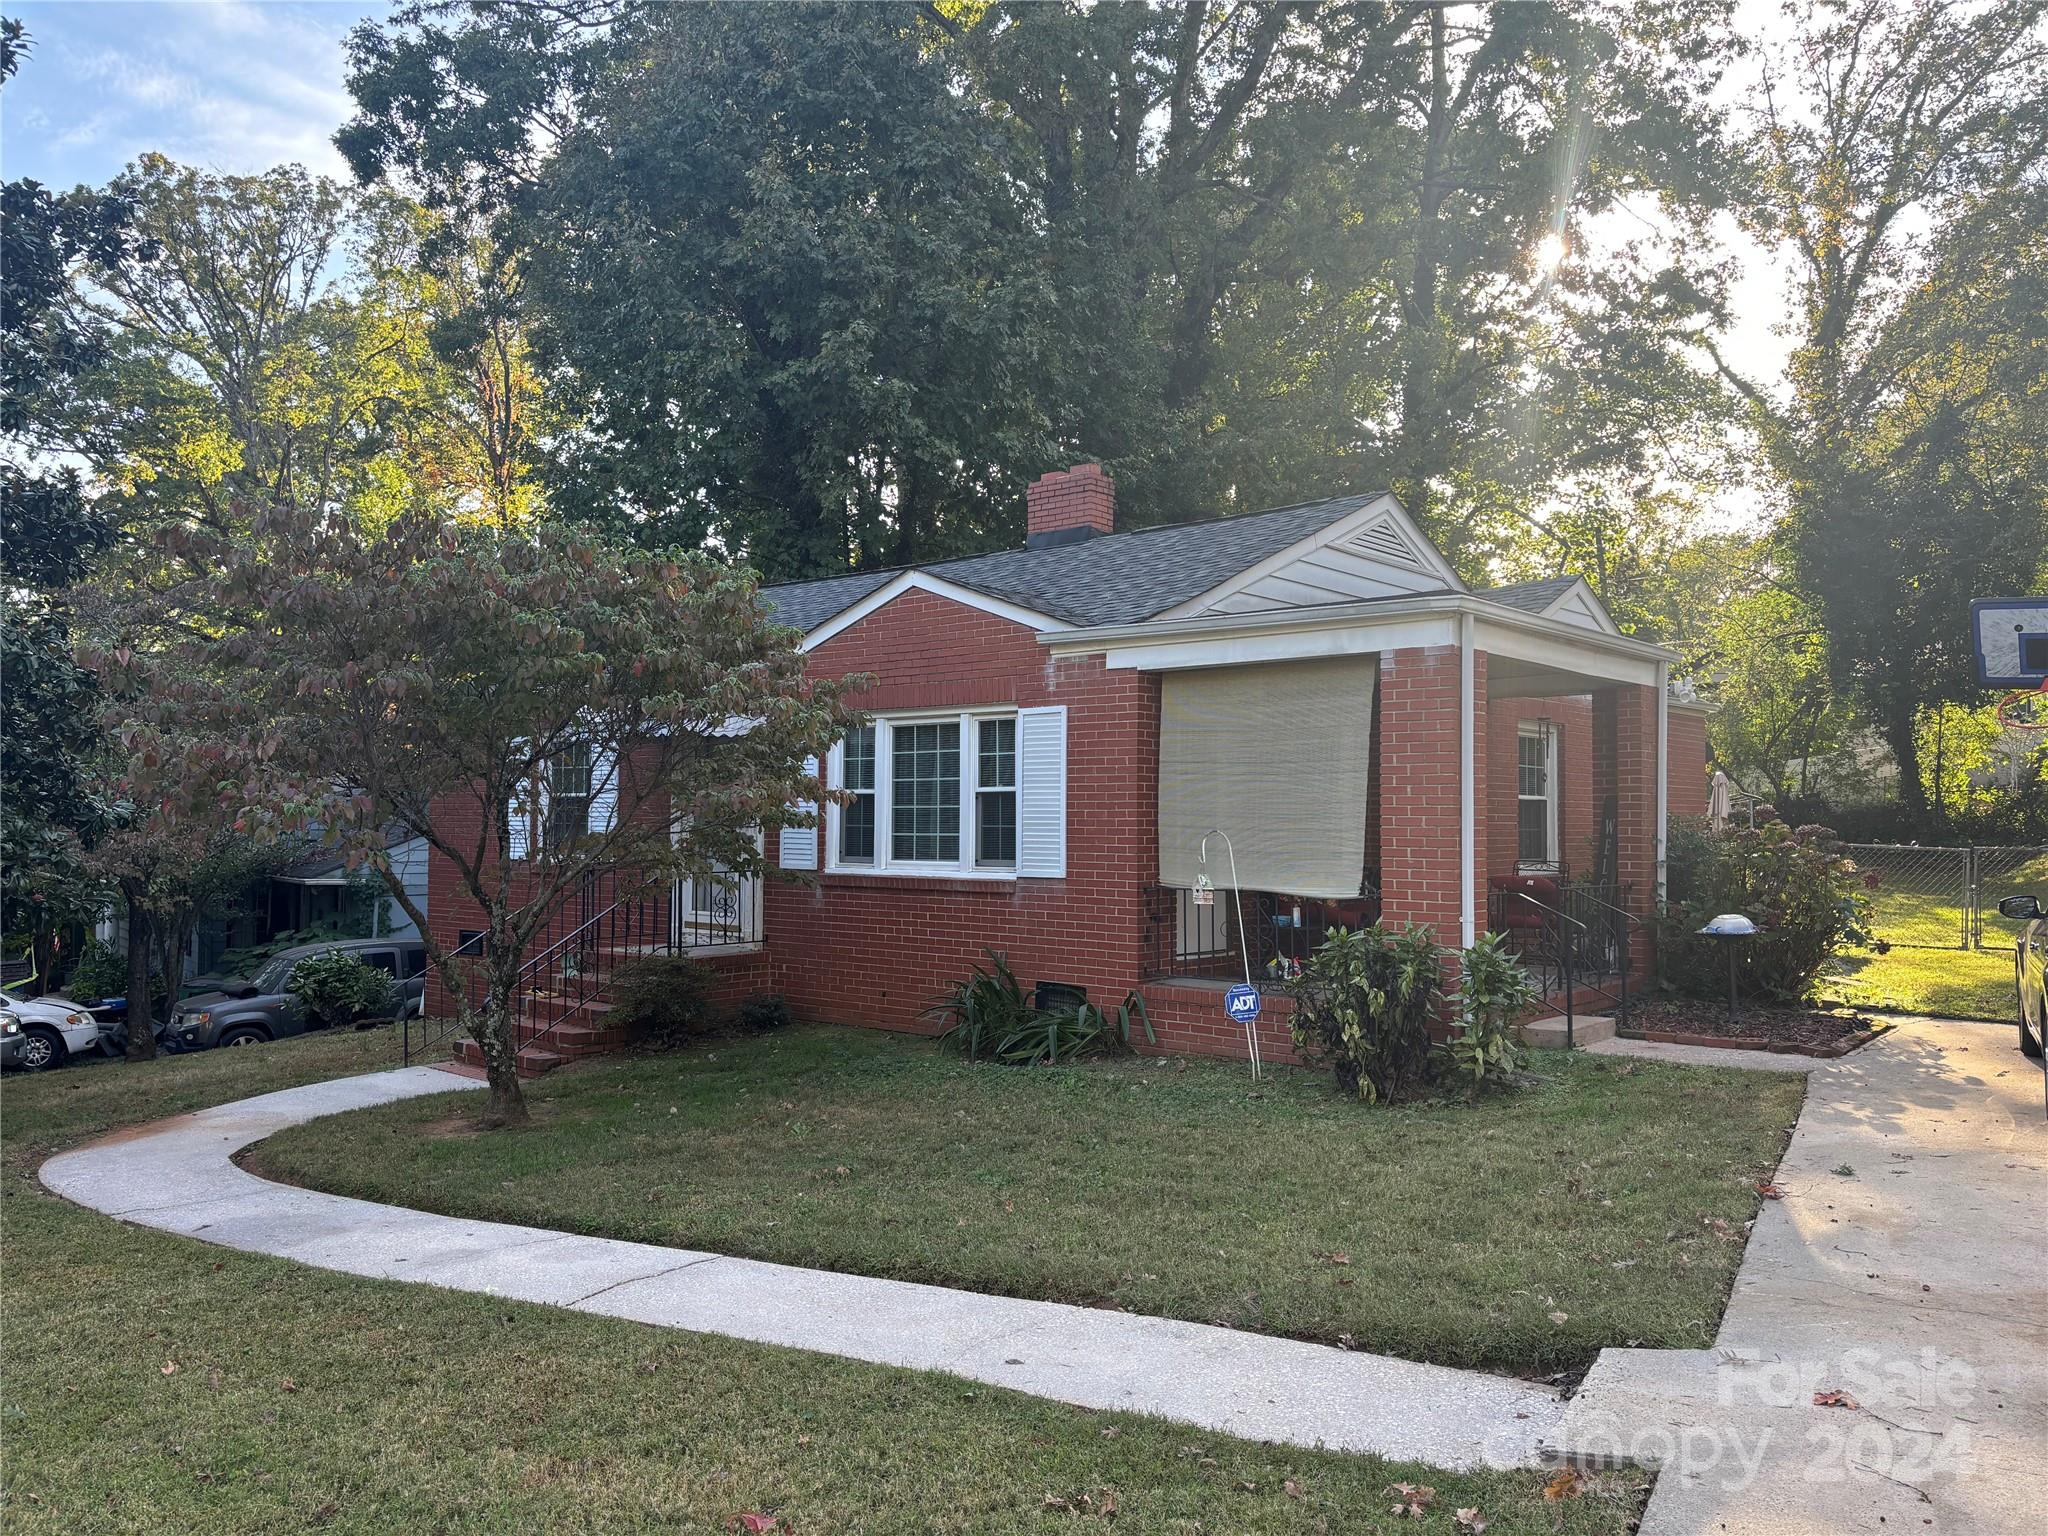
[
  {"x1": 840, "y1": 725, "x2": 877, "y2": 863},
  {"x1": 1517, "y1": 724, "x2": 1558, "y2": 869}
]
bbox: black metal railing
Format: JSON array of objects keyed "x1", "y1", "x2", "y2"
[
  {"x1": 1487, "y1": 877, "x2": 1642, "y2": 1033},
  {"x1": 1487, "y1": 885, "x2": 1590, "y2": 1046},
  {"x1": 1141, "y1": 884, "x2": 1381, "y2": 984},
  {"x1": 402, "y1": 866, "x2": 764, "y2": 1068}
]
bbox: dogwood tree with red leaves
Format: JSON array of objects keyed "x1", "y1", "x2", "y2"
[{"x1": 105, "y1": 506, "x2": 859, "y2": 1124}]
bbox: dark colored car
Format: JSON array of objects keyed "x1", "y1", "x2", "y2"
[
  {"x1": 1997, "y1": 893, "x2": 2046, "y2": 1060},
  {"x1": 168, "y1": 938, "x2": 428, "y2": 1052}
]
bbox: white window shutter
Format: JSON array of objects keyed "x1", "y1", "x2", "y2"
[
  {"x1": 588, "y1": 746, "x2": 618, "y2": 834},
  {"x1": 780, "y1": 754, "x2": 820, "y2": 870},
  {"x1": 1016, "y1": 706, "x2": 1067, "y2": 878}
]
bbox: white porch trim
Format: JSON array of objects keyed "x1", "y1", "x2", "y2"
[{"x1": 1040, "y1": 592, "x2": 1675, "y2": 687}]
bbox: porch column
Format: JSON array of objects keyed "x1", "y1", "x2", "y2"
[
  {"x1": 1610, "y1": 681, "x2": 1662, "y2": 977},
  {"x1": 1378, "y1": 645, "x2": 1487, "y2": 953}
]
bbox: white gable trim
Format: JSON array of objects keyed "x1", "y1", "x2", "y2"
[
  {"x1": 1151, "y1": 492, "x2": 1466, "y2": 622},
  {"x1": 800, "y1": 570, "x2": 1059, "y2": 651},
  {"x1": 1539, "y1": 577, "x2": 1623, "y2": 636}
]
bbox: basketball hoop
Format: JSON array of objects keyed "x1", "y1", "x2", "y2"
[{"x1": 1995, "y1": 681, "x2": 2048, "y2": 733}]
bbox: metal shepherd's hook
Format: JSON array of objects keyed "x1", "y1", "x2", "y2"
[{"x1": 1197, "y1": 829, "x2": 1261, "y2": 1081}]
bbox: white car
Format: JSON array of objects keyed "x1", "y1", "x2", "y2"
[{"x1": 0, "y1": 982, "x2": 106, "y2": 1070}]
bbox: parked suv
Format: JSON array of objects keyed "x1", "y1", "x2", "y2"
[{"x1": 169, "y1": 938, "x2": 428, "y2": 1051}]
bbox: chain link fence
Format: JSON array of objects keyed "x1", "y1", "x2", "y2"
[{"x1": 1842, "y1": 843, "x2": 2048, "y2": 950}]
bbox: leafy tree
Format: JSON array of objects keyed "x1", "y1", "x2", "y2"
[
  {"x1": 340, "y1": 1, "x2": 1744, "y2": 576},
  {"x1": 1725, "y1": 0, "x2": 2048, "y2": 814},
  {"x1": 0, "y1": 19, "x2": 153, "y2": 975},
  {"x1": 109, "y1": 506, "x2": 860, "y2": 1125}
]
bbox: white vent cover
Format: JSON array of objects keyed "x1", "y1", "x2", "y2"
[{"x1": 1343, "y1": 516, "x2": 1429, "y2": 572}]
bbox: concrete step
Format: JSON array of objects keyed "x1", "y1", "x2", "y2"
[{"x1": 1521, "y1": 1014, "x2": 1616, "y2": 1050}]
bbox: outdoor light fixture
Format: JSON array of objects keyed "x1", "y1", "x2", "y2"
[{"x1": 1696, "y1": 912, "x2": 1758, "y2": 1030}]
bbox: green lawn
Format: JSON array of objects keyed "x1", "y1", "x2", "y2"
[
  {"x1": 0, "y1": 1030, "x2": 1646, "y2": 1534},
  {"x1": 249, "y1": 1025, "x2": 1805, "y2": 1377},
  {"x1": 1817, "y1": 943, "x2": 2015, "y2": 1020}
]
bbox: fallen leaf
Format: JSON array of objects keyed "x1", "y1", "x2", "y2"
[
  {"x1": 1549, "y1": 1311, "x2": 1570, "y2": 1324},
  {"x1": 729, "y1": 1516, "x2": 778, "y2": 1534},
  {"x1": 1284, "y1": 1479, "x2": 1303, "y2": 1498},
  {"x1": 280, "y1": 1378, "x2": 297, "y2": 1393},
  {"x1": 1384, "y1": 1482, "x2": 1435, "y2": 1518},
  {"x1": 1756, "y1": 1182, "x2": 1785, "y2": 1200},
  {"x1": 160, "y1": 1360, "x2": 178, "y2": 1376},
  {"x1": 1454, "y1": 1509, "x2": 1489, "y2": 1533},
  {"x1": 1542, "y1": 1468, "x2": 1584, "y2": 1501},
  {"x1": 1813, "y1": 1389, "x2": 1860, "y2": 1409}
]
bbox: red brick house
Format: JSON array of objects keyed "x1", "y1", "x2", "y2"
[{"x1": 428, "y1": 465, "x2": 1709, "y2": 1071}]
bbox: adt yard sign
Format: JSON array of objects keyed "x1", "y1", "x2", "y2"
[{"x1": 1224, "y1": 983, "x2": 1262, "y2": 1025}]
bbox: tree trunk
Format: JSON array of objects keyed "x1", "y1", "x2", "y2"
[
  {"x1": 472, "y1": 959, "x2": 528, "y2": 1127},
  {"x1": 1883, "y1": 689, "x2": 1927, "y2": 821},
  {"x1": 123, "y1": 887, "x2": 157, "y2": 1062}
]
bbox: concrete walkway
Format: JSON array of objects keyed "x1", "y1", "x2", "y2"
[
  {"x1": 1550, "y1": 1016, "x2": 2048, "y2": 1534},
  {"x1": 41, "y1": 1066, "x2": 1559, "y2": 1471}
]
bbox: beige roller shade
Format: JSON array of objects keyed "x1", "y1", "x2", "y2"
[{"x1": 1158, "y1": 655, "x2": 1377, "y2": 899}]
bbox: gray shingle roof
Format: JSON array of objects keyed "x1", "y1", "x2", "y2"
[
  {"x1": 762, "y1": 491, "x2": 1418, "y2": 633},
  {"x1": 1482, "y1": 576, "x2": 1579, "y2": 614}
]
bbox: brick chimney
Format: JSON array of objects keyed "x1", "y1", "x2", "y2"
[{"x1": 1025, "y1": 462, "x2": 1116, "y2": 549}]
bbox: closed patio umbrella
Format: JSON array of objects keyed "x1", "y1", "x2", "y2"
[{"x1": 1708, "y1": 769, "x2": 1733, "y2": 829}]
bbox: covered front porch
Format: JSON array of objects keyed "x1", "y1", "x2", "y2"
[{"x1": 1048, "y1": 591, "x2": 1680, "y2": 1021}]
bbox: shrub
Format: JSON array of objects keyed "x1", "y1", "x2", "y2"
[
  {"x1": 1285, "y1": 923, "x2": 1442, "y2": 1102},
  {"x1": 925, "y1": 950, "x2": 1034, "y2": 1058},
  {"x1": 736, "y1": 993, "x2": 794, "y2": 1034},
  {"x1": 607, "y1": 953, "x2": 715, "y2": 1049},
  {"x1": 63, "y1": 937, "x2": 127, "y2": 1002},
  {"x1": 289, "y1": 952, "x2": 397, "y2": 1029},
  {"x1": 1442, "y1": 932, "x2": 1539, "y2": 1095},
  {"x1": 1659, "y1": 820, "x2": 1873, "y2": 1003},
  {"x1": 927, "y1": 952, "x2": 1155, "y2": 1065}
]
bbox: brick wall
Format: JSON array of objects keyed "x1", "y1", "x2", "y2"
[
  {"x1": 1668, "y1": 705, "x2": 1710, "y2": 817},
  {"x1": 1378, "y1": 645, "x2": 1485, "y2": 946},
  {"x1": 765, "y1": 587, "x2": 1160, "y2": 1031}
]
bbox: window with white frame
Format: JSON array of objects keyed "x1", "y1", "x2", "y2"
[
  {"x1": 1516, "y1": 723, "x2": 1558, "y2": 869},
  {"x1": 839, "y1": 725, "x2": 877, "y2": 863},
  {"x1": 823, "y1": 709, "x2": 1060, "y2": 878},
  {"x1": 547, "y1": 738, "x2": 593, "y2": 848},
  {"x1": 975, "y1": 718, "x2": 1017, "y2": 868}
]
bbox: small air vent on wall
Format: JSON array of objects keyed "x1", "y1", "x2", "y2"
[{"x1": 1344, "y1": 517, "x2": 1428, "y2": 571}]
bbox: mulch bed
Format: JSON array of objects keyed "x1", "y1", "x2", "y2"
[{"x1": 1618, "y1": 996, "x2": 1892, "y2": 1058}]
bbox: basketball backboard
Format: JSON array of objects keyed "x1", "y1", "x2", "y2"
[{"x1": 1971, "y1": 598, "x2": 2048, "y2": 688}]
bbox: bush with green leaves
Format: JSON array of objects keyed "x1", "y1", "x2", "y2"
[
  {"x1": 1442, "y1": 932, "x2": 1539, "y2": 1094},
  {"x1": 288, "y1": 952, "x2": 397, "y2": 1029},
  {"x1": 1285, "y1": 923, "x2": 1442, "y2": 1102},
  {"x1": 927, "y1": 951, "x2": 1154, "y2": 1065},
  {"x1": 606, "y1": 954, "x2": 716, "y2": 1049},
  {"x1": 1659, "y1": 819, "x2": 1874, "y2": 1002},
  {"x1": 62, "y1": 937, "x2": 128, "y2": 1002}
]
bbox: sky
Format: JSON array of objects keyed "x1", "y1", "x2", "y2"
[
  {"x1": 1, "y1": 0, "x2": 1801, "y2": 495},
  {"x1": 3, "y1": 0, "x2": 376, "y2": 187}
]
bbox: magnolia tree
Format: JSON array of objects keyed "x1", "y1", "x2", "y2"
[{"x1": 110, "y1": 507, "x2": 859, "y2": 1124}]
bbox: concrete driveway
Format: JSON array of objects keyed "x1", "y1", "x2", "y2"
[{"x1": 1551, "y1": 1015, "x2": 2048, "y2": 1534}]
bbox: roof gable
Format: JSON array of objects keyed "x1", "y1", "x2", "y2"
[
  {"x1": 1541, "y1": 579, "x2": 1622, "y2": 636},
  {"x1": 1152, "y1": 494, "x2": 1462, "y2": 620}
]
